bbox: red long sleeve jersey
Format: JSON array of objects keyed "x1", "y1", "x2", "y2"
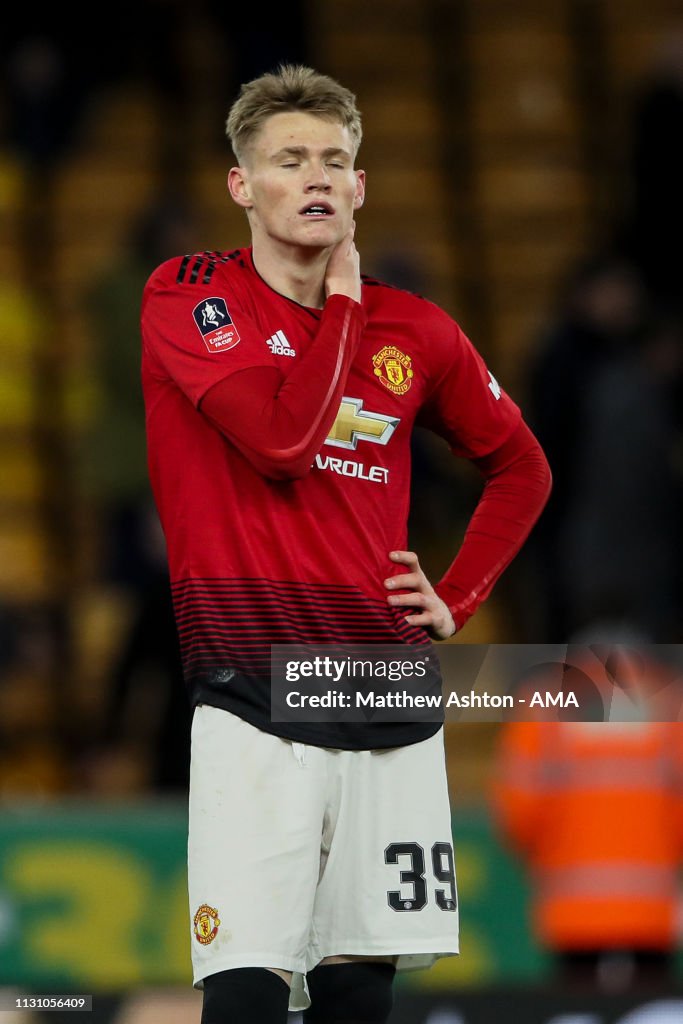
[{"x1": 141, "y1": 248, "x2": 521, "y2": 748}]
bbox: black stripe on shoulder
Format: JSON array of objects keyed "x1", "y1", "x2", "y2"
[
  {"x1": 176, "y1": 249, "x2": 243, "y2": 286},
  {"x1": 189, "y1": 255, "x2": 206, "y2": 284},
  {"x1": 176, "y1": 254, "x2": 192, "y2": 283},
  {"x1": 218, "y1": 249, "x2": 242, "y2": 265},
  {"x1": 202, "y1": 249, "x2": 242, "y2": 285}
]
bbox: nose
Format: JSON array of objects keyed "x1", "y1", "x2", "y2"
[{"x1": 305, "y1": 163, "x2": 331, "y2": 192}]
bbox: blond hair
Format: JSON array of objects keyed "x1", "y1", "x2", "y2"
[{"x1": 226, "y1": 64, "x2": 362, "y2": 163}]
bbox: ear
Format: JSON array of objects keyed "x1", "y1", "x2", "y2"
[
  {"x1": 353, "y1": 169, "x2": 366, "y2": 209},
  {"x1": 228, "y1": 167, "x2": 253, "y2": 209}
]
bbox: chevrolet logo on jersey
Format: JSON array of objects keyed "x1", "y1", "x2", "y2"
[{"x1": 325, "y1": 398, "x2": 399, "y2": 450}]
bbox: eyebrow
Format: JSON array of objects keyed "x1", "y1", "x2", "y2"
[{"x1": 271, "y1": 146, "x2": 350, "y2": 160}]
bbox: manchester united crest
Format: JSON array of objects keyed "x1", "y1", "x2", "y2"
[
  {"x1": 193, "y1": 903, "x2": 221, "y2": 945},
  {"x1": 372, "y1": 346, "x2": 414, "y2": 395}
]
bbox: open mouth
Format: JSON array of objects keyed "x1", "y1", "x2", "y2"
[{"x1": 299, "y1": 202, "x2": 334, "y2": 217}]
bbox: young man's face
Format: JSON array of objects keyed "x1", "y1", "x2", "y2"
[{"x1": 228, "y1": 111, "x2": 365, "y2": 251}]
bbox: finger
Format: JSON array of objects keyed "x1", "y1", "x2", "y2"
[
  {"x1": 404, "y1": 611, "x2": 433, "y2": 626},
  {"x1": 389, "y1": 550, "x2": 419, "y2": 568},
  {"x1": 384, "y1": 572, "x2": 421, "y2": 591},
  {"x1": 405, "y1": 610, "x2": 453, "y2": 640},
  {"x1": 387, "y1": 591, "x2": 428, "y2": 608}
]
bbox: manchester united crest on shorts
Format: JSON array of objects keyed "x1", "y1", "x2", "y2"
[
  {"x1": 193, "y1": 903, "x2": 221, "y2": 944},
  {"x1": 192, "y1": 297, "x2": 241, "y2": 353},
  {"x1": 372, "y1": 346, "x2": 414, "y2": 395}
]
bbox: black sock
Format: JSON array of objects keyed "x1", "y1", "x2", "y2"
[
  {"x1": 304, "y1": 962, "x2": 395, "y2": 1024},
  {"x1": 201, "y1": 966, "x2": 290, "y2": 1024}
]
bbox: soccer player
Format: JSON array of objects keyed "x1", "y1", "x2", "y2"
[{"x1": 141, "y1": 65, "x2": 551, "y2": 1024}]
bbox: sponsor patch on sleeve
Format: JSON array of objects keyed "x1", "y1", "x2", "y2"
[{"x1": 192, "y1": 297, "x2": 241, "y2": 352}]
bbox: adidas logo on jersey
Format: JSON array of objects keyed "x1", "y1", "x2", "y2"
[{"x1": 266, "y1": 330, "x2": 296, "y2": 357}]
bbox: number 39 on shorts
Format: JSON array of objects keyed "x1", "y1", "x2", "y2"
[{"x1": 385, "y1": 841, "x2": 457, "y2": 912}]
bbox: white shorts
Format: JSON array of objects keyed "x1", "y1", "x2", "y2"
[{"x1": 188, "y1": 705, "x2": 459, "y2": 1012}]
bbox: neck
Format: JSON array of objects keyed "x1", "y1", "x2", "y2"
[{"x1": 251, "y1": 237, "x2": 329, "y2": 309}]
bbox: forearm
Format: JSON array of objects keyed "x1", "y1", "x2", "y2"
[
  {"x1": 200, "y1": 294, "x2": 365, "y2": 479},
  {"x1": 434, "y1": 421, "x2": 552, "y2": 630}
]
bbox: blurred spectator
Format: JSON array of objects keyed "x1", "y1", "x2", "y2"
[
  {"x1": 0, "y1": 603, "x2": 69, "y2": 798},
  {"x1": 79, "y1": 196, "x2": 200, "y2": 793},
  {"x1": 3, "y1": 35, "x2": 76, "y2": 169},
  {"x1": 81, "y1": 195, "x2": 199, "y2": 588},
  {"x1": 90, "y1": 555, "x2": 190, "y2": 795},
  {"x1": 623, "y1": 32, "x2": 683, "y2": 305},
  {"x1": 492, "y1": 640, "x2": 683, "y2": 993},
  {"x1": 557, "y1": 310, "x2": 683, "y2": 642},
  {"x1": 524, "y1": 254, "x2": 683, "y2": 641},
  {"x1": 1, "y1": 6, "x2": 191, "y2": 174},
  {"x1": 1, "y1": 11, "x2": 119, "y2": 170}
]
